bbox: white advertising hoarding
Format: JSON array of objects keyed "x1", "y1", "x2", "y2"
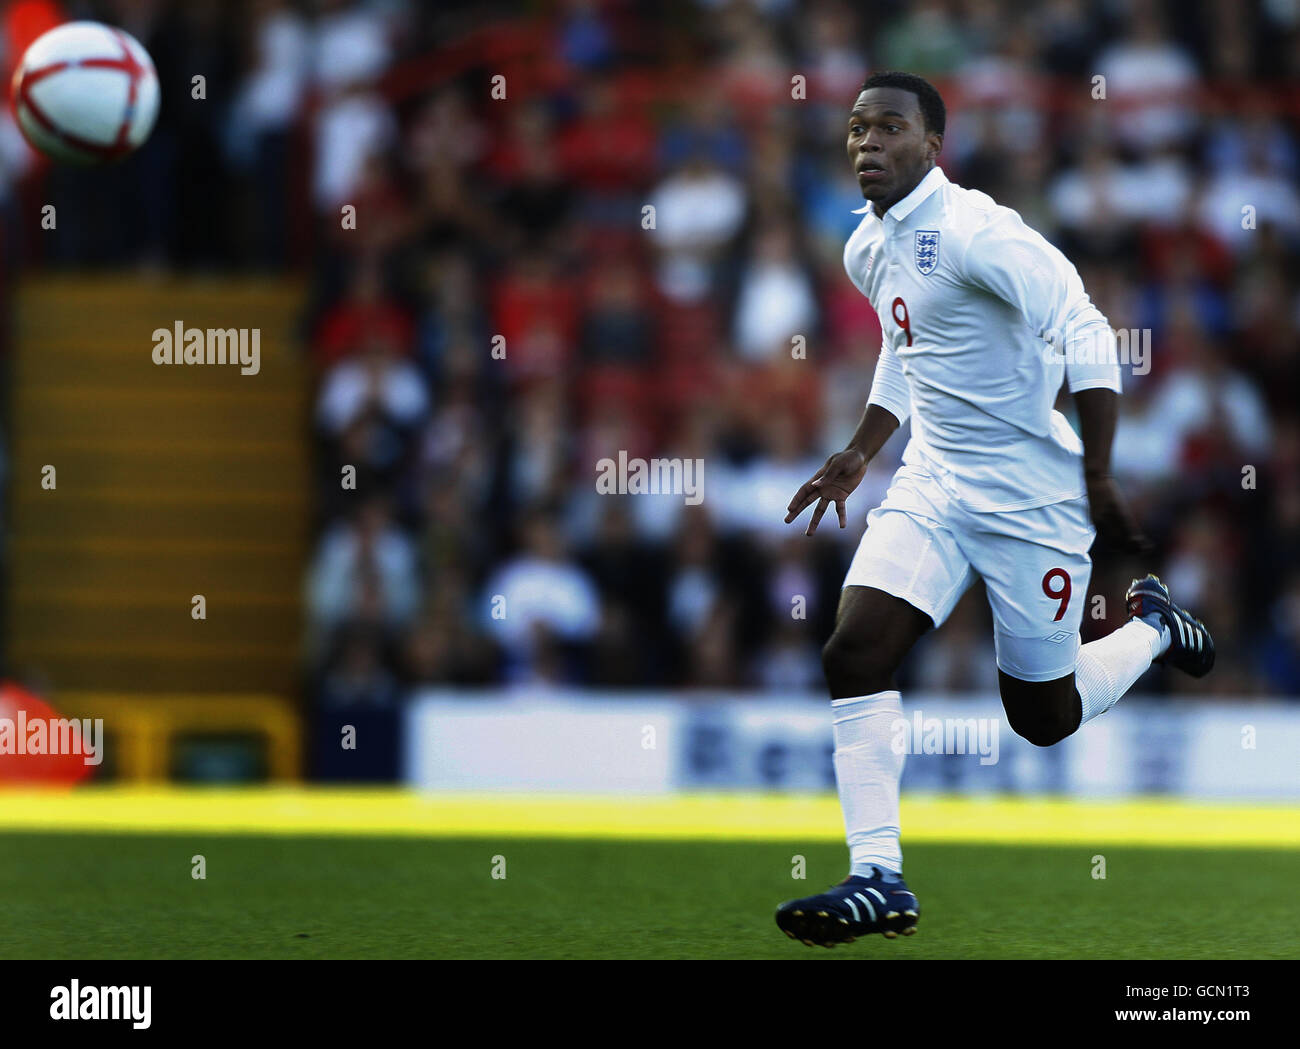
[{"x1": 404, "y1": 688, "x2": 1300, "y2": 800}]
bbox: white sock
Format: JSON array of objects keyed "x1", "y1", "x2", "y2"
[
  {"x1": 1075, "y1": 620, "x2": 1162, "y2": 725},
  {"x1": 831, "y1": 691, "x2": 905, "y2": 877}
]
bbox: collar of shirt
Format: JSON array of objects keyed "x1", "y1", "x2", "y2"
[{"x1": 850, "y1": 165, "x2": 948, "y2": 224}]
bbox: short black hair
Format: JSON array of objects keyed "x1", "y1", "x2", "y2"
[{"x1": 858, "y1": 71, "x2": 946, "y2": 138}]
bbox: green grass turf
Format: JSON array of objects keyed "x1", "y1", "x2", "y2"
[{"x1": 0, "y1": 833, "x2": 1294, "y2": 959}]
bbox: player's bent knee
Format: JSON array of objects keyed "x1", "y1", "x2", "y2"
[
  {"x1": 1003, "y1": 699, "x2": 1077, "y2": 747},
  {"x1": 1009, "y1": 717, "x2": 1068, "y2": 748},
  {"x1": 999, "y1": 671, "x2": 1078, "y2": 747},
  {"x1": 821, "y1": 634, "x2": 897, "y2": 696}
]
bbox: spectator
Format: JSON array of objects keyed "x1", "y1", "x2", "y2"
[
  {"x1": 1095, "y1": 5, "x2": 1199, "y2": 153},
  {"x1": 732, "y1": 223, "x2": 819, "y2": 361},
  {"x1": 647, "y1": 158, "x2": 746, "y2": 302},
  {"x1": 316, "y1": 332, "x2": 430, "y2": 437},
  {"x1": 227, "y1": 0, "x2": 308, "y2": 267},
  {"x1": 307, "y1": 496, "x2": 420, "y2": 652},
  {"x1": 480, "y1": 511, "x2": 602, "y2": 681}
]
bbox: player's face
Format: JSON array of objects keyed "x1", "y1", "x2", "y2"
[{"x1": 846, "y1": 87, "x2": 942, "y2": 213}]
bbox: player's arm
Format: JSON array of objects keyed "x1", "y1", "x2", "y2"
[
  {"x1": 962, "y1": 212, "x2": 1148, "y2": 552},
  {"x1": 1073, "y1": 387, "x2": 1149, "y2": 553},
  {"x1": 784, "y1": 404, "x2": 898, "y2": 535},
  {"x1": 961, "y1": 209, "x2": 1128, "y2": 390},
  {"x1": 1060, "y1": 302, "x2": 1149, "y2": 553},
  {"x1": 785, "y1": 343, "x2": 907, "y2": 535}
]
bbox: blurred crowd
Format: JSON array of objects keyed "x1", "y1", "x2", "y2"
[{"x1": 7, "y1": 0, "x2": 1300, "y2": 717}]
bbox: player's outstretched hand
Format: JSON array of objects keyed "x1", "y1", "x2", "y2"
[
  {"x1": 785, "y1": 448, "x2": 868, "y2": 535},
  {"x1": 1085, "y1": 473, "x2": 1152, "y2": 555}
]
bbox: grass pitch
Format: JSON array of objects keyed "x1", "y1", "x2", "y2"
[{"x1": 0, "y1": 790, "x2": 1295, "y2": 959}]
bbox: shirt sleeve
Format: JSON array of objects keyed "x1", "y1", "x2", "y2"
[
  {"x1": 867, "y1": 340, "x2": 911, "y2": 426},
  {"x1": 961, "y1": 211, "x2": 1122, "y2": 394}
]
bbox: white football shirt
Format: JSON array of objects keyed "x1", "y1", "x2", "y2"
[{"x1": 844, "y1": 165, "x2": 1121, "y2": 513}]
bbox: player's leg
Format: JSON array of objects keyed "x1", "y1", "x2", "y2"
[
  {"x1": 822, "y1": 583, "x2": 931, "y2": 875},
  {"x1": 975, "y1": 498, "x2": 1214, "y2": 748},
  {"x1": 998, "y1": 570, "x2": 1216, "y2": 745},
  {"x1": 778, "y1": 584, "x2": 936, "y2": 947},
  {"x1": 821, "y1": 583, "x2": 932, "y2": 699},
  {"x1": 973, "y1": 496, "x2": 1108, "y2": 745},
  {"x1": 997, "y1": 669, "x2": 1080, "y2": 747},
  {"x1": 823, "y1": 496, "x2": 971, "y2": 877},
  {"x1": 949, "y1": 492, "x2": 1094, "y2": 744},
  {"x1": 777, "y1": 479, "x2": 974, "y2": 947},
  {"x1": 1068, "y1": 572, "x2": 1215, "y2": 727}
]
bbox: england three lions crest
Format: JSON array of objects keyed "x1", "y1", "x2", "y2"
[{"x1": 914, "y1": 230, "x2": 940, "y2": 275}]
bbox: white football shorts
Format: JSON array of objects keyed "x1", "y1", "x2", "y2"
[{"x1": 843, "y1": 463, "x2": 1094, "y2": 682}]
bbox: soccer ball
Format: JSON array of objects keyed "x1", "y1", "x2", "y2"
[{"x1": 10, "y1": 21, "x2": 160, "y2": 165}]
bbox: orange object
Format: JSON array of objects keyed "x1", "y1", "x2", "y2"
[{"x1": 0, "y1": 680, "x2": 97, "y2": 784}]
